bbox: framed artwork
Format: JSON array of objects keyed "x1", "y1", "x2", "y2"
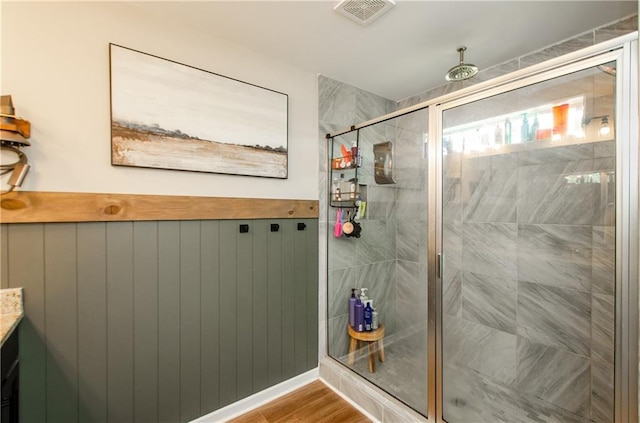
[{"x1": 109, "y1": 44, "x2": 288, "y2": 178}]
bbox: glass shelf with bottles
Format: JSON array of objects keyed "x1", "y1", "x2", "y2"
[{"x1": 443, "y1": 96, "x2": 614, "y2": 157}]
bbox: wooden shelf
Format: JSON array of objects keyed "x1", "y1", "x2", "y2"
[{"x1": 0, "y1": 191, "x2": 319, "y2": 223}]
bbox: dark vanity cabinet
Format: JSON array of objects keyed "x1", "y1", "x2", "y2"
[{"x1": 1, "y1": 329, "x2": 19, "y2": 423}]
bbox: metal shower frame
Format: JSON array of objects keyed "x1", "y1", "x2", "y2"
[{"x1": 325, "y1": 32, "x2": 639, "y2": 423}]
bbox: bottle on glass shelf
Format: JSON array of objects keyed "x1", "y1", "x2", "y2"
[
  {"x1": 521, "y1": 113, "x2": 530, "y2": 142},
  {"x1": 494, "y1": 122, "x2": 503, "y2": 145},
  {"x1": 504, "y1": 117, "x2": 512, "y2": 144}
]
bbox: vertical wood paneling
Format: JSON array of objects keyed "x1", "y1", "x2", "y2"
[
  {"x1": 281, "y1": 220, "x2": 296, "y2": 380},
  {"x1": 1, "y1": 225, "x2": 8, "y2": 288},
  {"x1": 306, "y1": 220, "x2": 319, "y2": 369},
  {"x1": 11, "y1": 224, "x2": 46, "y2": 423},
  {"x1": 219, "y1": 221, "x2": 238, "y2": 406},
  {"x1": 236, "y1": 221, "x2": 253, "y2": 399},
  {"x1": 267, "y1": 219, "x2": 283, "y2": 385},
  {"x1": 44, "y1": 223, "x2": 79, "y2": 422},
  {"x1": 77, "y1": 223, "x2": 108, "y2": 423},
  {"x1": 133, "y1": 221, "x2": 159, "y2": 423},
  {"x1": 106, "y1": 222, "x2": 134, "y2": 422},
  {"x1": 180, "y1": 221, "x2": 202, "y2": 422},
  {"x1": 6, "y1": 217, "x2": 318, "y2": 423},
  {"x1": 158, "y1": 221, "x2": 181, "y2": 423},
  {"x1": 200, "y1": 221, "x2": 220, "y2": 413},
  {"x1": 252, "y1": 220, "x2": 269, "y2": 392},
  {"x1": 293, "y1": 221, "x2": 308, "y2": 374}
]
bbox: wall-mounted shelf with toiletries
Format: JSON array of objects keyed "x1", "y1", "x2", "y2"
[
  {"x1": 329, "y1": 184, "x2": 368, "y2": 209},
  {"x1": 327, "y1": 132, "x2": 366, "y2": 209},
  {"x1": 327, "y1": 131, "x2": 368, "y2": 240},
  {"x1": 442, "y1": 93, "x2": 615, "y2": 158}
]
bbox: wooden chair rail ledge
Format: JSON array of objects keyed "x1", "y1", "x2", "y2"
[{"x1": 0, "y1": 191, "x2": 319, "y2": 223}]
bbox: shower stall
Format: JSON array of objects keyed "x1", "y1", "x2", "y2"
[{"x1": 324, "y1": 36, "x2": 638, "y2": 422}]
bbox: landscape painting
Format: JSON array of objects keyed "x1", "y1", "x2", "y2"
[{"x1": 109, "y1": 44, "x2": 288, "y2": 178}]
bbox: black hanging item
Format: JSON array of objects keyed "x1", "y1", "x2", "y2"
[{"x1": 342, "y1": 210, "x2": 362, "y2": 238}]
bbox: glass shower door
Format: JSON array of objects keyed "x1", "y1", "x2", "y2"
[
  {"x1": 440, "y1": 59, "x2": 618, "y2": 423},
  {"x1": 327, "y1": 107, "x2": 430, "y2": 416}
]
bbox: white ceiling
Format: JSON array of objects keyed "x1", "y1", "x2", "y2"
[{"x1": 130, "y1": 1, "x2": 637, "y2": 101}]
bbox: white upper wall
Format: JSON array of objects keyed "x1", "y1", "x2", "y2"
[{"x1": 1, "y1": 2, "x2": 319, "y2": 200}]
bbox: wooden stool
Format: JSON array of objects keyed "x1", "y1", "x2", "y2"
[{"x1": 347, "y1": 324, "x2": 385, "y2": 373}]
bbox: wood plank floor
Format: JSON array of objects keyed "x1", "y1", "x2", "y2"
[{"x1": 228, "y1": 380, "x2": 370, "y2": 423}]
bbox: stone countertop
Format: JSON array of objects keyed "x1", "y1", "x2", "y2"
[{"x1": 1, "y1": 288, "x2": 24, "y2": 347}]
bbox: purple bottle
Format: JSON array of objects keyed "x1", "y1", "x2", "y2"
[
  {"x1": 349, "y1": 289, "x2": 357, "y2": 327},
  {"x1": 355, "y1": 298, "x2": 364, "y2": 332}
]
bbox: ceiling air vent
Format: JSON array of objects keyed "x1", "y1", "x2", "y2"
[{"x1": 334, "y1": 0, "x2": 396, "y2": 26}]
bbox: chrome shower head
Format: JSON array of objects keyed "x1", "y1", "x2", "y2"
[{"x1": 445, "y1": 47, "x2": 478, "y2": 82}]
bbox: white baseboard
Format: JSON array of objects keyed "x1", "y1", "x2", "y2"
[{"x1": 190, "y1": 368, "x2": 319, "y2": 423}]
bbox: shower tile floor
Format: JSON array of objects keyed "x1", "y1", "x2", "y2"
[
  {"x1": 337, "y1": 322, "x2": 429, "y2": 416},
  {"x1": 442, "y1": 364, "x2": 589, "y2": 423},
  {"x1": 335, "y1": 322, "x2": 604, "y2": 423}
]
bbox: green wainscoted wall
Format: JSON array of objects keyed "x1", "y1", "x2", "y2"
[{"x1": 0, "y1": 218, "x2": 318, "y2": 423}]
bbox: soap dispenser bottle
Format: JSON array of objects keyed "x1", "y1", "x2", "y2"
[
  {"x1": 360, "y1": 288, "x2": 368, "y2": 303},
  {"x1": 355, "y1": 297, "x2": 364, "y2": 332},
  {"x1": 349, "y1": 289, "x2": 357, "y2": 327}
]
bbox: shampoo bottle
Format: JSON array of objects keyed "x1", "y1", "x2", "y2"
[
  {"x1": 364, "y1": 300, "x2": 373, "y2": 331},
  {"x1": 349, "y1": 289, "x2": 357, "y2": 327},
  {"x1": 355, "y1": 298, "x2": 364, "y2": 332},
  {"x1": 372, "y1": 309, "x2": 379, "y2": 330},
  {"x1": 349, "y1": 179, "x2": 356, "y2": 200}
]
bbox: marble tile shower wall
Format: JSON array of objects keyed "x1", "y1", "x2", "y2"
[
  {"x1": 388, "y1": 110, "x2": 428, "y2": 340},
  {"x1": 442, "y1": 141, "x2": 616, "y2": 423},
  {"x1": 320, "y1": 76, "x2": 430, "y2": 364},
  {"x1": 318, "y1": 75, "x2": 398, "y2": 360}
]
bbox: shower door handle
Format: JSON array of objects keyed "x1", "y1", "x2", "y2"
[{"x1": 436, "y1": 253, "x2": 443, "y2": 279}]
